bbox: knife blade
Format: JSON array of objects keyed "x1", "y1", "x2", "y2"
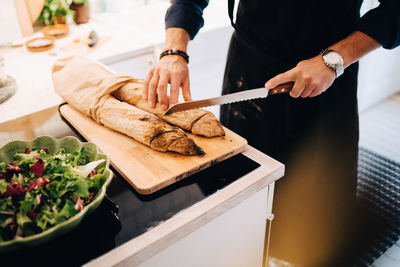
[{"x1": 164, "y1": 82, "x2": 294, "y2": 115}]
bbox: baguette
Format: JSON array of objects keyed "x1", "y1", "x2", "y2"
[
  {"x1": 99, "y1": 97, "x2": 204, "y2": 156},
  {"x1": 114, "y1": 83, "x2": 225, "y2": 137}
]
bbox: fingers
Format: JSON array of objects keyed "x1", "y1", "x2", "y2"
[
  {"x1": 144, "y1": 55, "x2": 192, "y2": 109},
  {"x1": 169, "y1": 78, "x2": 180, "y2": 105},
  {"x1": 157, "y1": 75, "x2": 169, "y2": 110},
  {"x1": 300, "y1": 82, "x2": 317, "y2": 98},
  {"x1": 290, "y1": 79, "x2": 306, "y2": 98},
  {"x1": 181, "y1": 76, "x2": 192, "y2": 101},
  {"x1": 143, "y1": 68, "x2": 154, "y2": 100},
  {"x1": 148, "y1": 74, "x2": 159, "y2": 108},
  {"x1": 265, "y1": 70, "x2": 295, "y2": 89}
]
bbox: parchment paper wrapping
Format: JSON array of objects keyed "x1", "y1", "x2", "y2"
[{"x1": 52, "y1": 56, "x2": 140, "y2": 123}]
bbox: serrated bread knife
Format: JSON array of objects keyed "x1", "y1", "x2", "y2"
[{"x1": 164, "y1": 82, "x2": 294, "y2": 115}]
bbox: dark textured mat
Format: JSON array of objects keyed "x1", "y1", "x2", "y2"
[{"x1": 353, "y1": 147, "x2": 400, "y2": 267}]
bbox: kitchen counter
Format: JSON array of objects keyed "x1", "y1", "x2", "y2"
[
  {"x1": 0, "y1": 4, "x2": 284, "y2": 265},
  {"x1": 0, "y1": 105, "x2": 284, "y2": 266}
]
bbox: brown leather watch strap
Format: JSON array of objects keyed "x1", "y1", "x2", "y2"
[{"x1": 268, "y1": 82, "x2": 294, "y2": 95}]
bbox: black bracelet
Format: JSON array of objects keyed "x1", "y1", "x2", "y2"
[{"x1": 159, "y1": 49, "x2": 189, "y2": 63}]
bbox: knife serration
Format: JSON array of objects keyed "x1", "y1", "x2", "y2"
[{"x1": 165, "y1": 88, "x2": 268, "y2": 115}]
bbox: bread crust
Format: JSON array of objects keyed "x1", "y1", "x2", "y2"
[
  {"x1": 99, "y1": 97, "x2": 204, "y2": 156},
  {"x1": 114, "y1": 84, "x2": 225, "y2": 137}
]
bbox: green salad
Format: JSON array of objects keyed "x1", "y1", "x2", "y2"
[{"x1": 0, "y1": 147, "x2": 107, "y2": 242}]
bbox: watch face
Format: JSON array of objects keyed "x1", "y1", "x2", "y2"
[{"x1": 325, "y1": 52, "x2": 342, "y2": 65}]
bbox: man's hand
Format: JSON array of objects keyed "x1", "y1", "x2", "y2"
[
  {"x1": 143, "y1": 28, "x2": 191, "y2": 110},
  {"x1": 265, "y1": 31, "x2": 381, "y2": 98},
  {"x1": 265, "y1": 56, "x2": 336, "y2": 98},
  {"x1": 144, "y1": 55, "x2": 191, "y2": 110}
]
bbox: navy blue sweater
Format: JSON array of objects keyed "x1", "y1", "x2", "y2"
[{"x1": 165, "y1": 0, "x2": 400, "y2": 55}]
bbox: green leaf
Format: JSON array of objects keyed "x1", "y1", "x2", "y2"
[
  {"x1": 0, "y1": 197, "x2": 13, "y2": 211},
  {"x1": 0, "y1": 179, "x2": 8, "y2": 194},
  {"x1": 0, "y1": 162, "x2": 6, "y2": 173},
  {"x1": 74, "y1": 178, "x2": 89, "y2": 198},
  {"x1": 19, "y1": 200, "x2": 33, "y2": 214},
  {"x1": 72, "y1": 147, "x2": 90, "y2": 166},
  {"x1": 36, "y1": 205, "x2": 56, "y2": 231},
  {"x1": 89, "y1": 174, "x2": 106, "y2": 193},
  {"x1": 58, "y1": 199, "x2": 78, "y2": 219},
  {"x1": 17, "y1": 211, "x2": 32, "y2": 227}
]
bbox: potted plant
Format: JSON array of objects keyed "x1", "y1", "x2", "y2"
[
  {"x1": 38, "y1": 0, "x2": 72, "y2": 25},
  {"x1": 70, "y1": 0, "x2": 90, "y2": 24}
]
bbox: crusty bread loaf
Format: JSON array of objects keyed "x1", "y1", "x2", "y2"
[
  {"x1": 52, "y1": 56, "x2": 205, "y2": 155},
  {"x1": 99, "y1": 97, "x2": 204, "y2": 156},
  {"x1": 114, "y1": 83, "x2": 225, "y2": 137}
]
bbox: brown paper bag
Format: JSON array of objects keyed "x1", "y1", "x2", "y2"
[{"x1": 52, "y1": 56, "x2": 138, "y2": 123}]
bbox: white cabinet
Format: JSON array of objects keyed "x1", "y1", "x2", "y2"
[{"x1": 138, "y1": 186, "x2": 271, "y2": 267}]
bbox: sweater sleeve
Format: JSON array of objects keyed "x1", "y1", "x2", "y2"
[
  {"x1": 356, "y1": 0, "x2": 400, "y2": 49},
  {"x1": 165, "y1": 0, "x2": 210, "y2": 40}
]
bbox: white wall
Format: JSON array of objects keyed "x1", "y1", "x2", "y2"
[{"x1": 0, "y1": 0, "x2": 23, "y2": 44}]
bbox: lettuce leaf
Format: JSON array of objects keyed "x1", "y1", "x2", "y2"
[{"x1": 0, "y1": 180, "x2": 8, "y2": 194}]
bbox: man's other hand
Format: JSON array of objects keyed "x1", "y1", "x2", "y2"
[
  {"x1": 143, "y1": 55, "x2": 191, "y2": 110},
  {"x1": 143, "y1": 28, "x2": 192, "y2": 110}
]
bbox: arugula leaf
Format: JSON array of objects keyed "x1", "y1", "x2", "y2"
[
  {"x1": 0, "y1": 179, "x2": 8, "y2": 194},
  {"x1": 14, "y1": 153, "x2": 37, "y2": 171},
  {"x1": 72, "y1": 147, "x2": 90, "y2": 166},
  {"x1": 57, "y1": 199, "x2": 78, "y2": 220},
  {"x1": 0, "y1": 197, "x2": 13, "y2": 211},
  {"x1": 36, "y1": 205, "x2": 57, "y2": 231},
  {"x1": 19, "y1": 200, "x2": 34, "y2": 214},
  {"x1": 89, "y1": 174, "x2": 106, "y2": 193},
  {"x1": 74, "y1": 179, "x2": 89, "y2": 198},
  {"x1": 0, "y1": 162, "x2": 6, "y2": 174},
  {"x1": 17, "y1": 211, "x2": 33, "y2": 231},
  {"x1": 16, "y1": 211, "x2": 37, "y2": 236}
]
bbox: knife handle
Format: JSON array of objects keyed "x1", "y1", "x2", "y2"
[{"x1": 268, "y1": 82, "x2": 294, "y2": 95}]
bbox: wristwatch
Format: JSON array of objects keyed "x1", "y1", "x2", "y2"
[{"x1": 320, "y1": 49, "x2": 344, "y2": 78}]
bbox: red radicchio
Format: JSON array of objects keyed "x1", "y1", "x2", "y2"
[
  {"x1": 10, "y1": 160, "x2": 19, "y2": 166},
  {"x1": 89, "y1": 170, "x2": 97, "y2": 177},
  {"x1": 43, "y1": 148, "x2": 49, "y2": 154},
  {"x1": 74, "y1": 197, "x2": 84, "y2": 211},
  {"x1": 27, "y1": 210, "x2": 38, "y2": 220},
  {"x1": 6, "y1": 181, "x2": 24, "y2": 197},
  {"x1": 24, "y1": 147, "x2": 30, "y2": 154},
  {"x1": 28, "y1": 178, "x2": 51, "y2": 191},
  {"x1": 31, "y1": 159, "x2": 44, "y2": 177}
]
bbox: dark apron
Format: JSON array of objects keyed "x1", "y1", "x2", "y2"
[{"x1": 221, "y1": 1, "x2": 359, "y2": 265}]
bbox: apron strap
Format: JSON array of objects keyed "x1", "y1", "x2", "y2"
[{"x1": 228, "y1": 0, "x2": 237, "y2": 29}]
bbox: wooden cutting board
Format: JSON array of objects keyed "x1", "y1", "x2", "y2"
[{"x1": 59, "y1": 104, "x2": 247, "y2": 194}]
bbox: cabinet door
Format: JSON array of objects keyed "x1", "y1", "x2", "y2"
[{"x1": 138, "y1": 187, "x2": 269, "y2": 267}]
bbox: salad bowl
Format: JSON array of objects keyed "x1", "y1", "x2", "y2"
[{"x1": 0, "y1": 136, "x2": 113, "y2": 253}]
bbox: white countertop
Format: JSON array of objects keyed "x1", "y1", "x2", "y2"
[
  {"x1": 0, "y1": 1, "x2": 230, "y2": 124},
  {"x1": 0, "y1": 21, "x2": 153, "y2": 124}
]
